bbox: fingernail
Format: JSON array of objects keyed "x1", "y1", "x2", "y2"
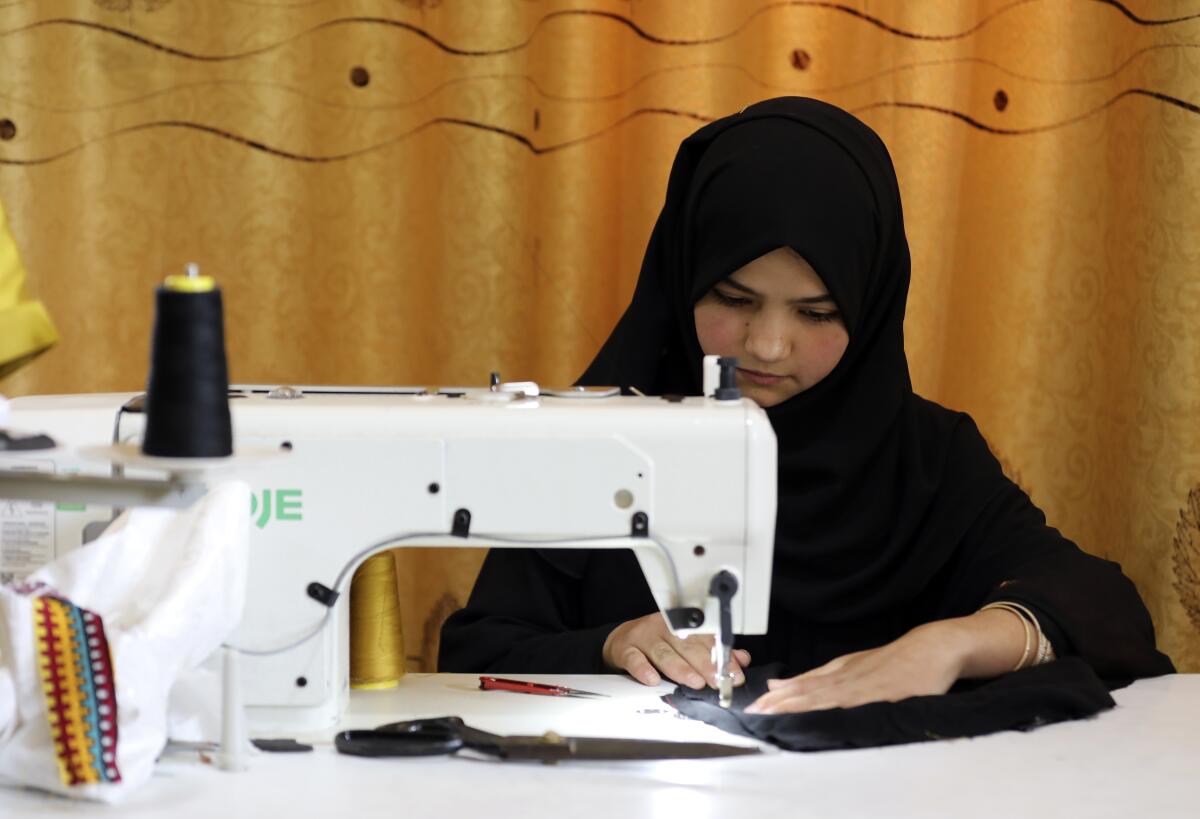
[
  {"x1": 689, "y1": 675, "x2": 704, "y2": 689},
  {"x1": 643, "y1": 672, "x2": 661, "y2": 685},
  {"x1": 766, "y1": 679, "x2": 780, "y2": 689},
  {"x1": 743, "y1": 704, "x2": 761, "y2": 715}
]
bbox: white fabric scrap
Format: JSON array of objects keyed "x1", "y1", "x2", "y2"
[{"x1": 0, "y1": 480, "x2": 249, "y2": 802}]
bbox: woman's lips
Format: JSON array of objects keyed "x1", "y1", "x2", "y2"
[{"x1": 738, "y1": 367, "x2": 787, "y2": 386}]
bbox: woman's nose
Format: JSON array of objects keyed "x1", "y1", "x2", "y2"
[{"x1": 745, "y1": 315, "x2": 791, "y2": 362}]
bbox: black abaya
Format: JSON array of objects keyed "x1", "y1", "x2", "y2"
[{"x1": 439, "y1": 97, "x2": 1173, "y2": 693}]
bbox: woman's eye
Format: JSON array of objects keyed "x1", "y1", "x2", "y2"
[
  {"x1": 799, "y1": 309, "x2": 840, "y2": 323},
  {"x1": 711, "y1": 290, "x2": 751, "y2": 308}
]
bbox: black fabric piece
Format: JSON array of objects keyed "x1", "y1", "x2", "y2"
[
  {"x1": 439, "y1": 97, "x2": 1173, "y2": 687},
  {"x1": 665, "y1": 659, "x2": 1115, "y2": 751}
]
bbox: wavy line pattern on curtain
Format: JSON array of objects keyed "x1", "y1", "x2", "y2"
[{"x1": 1, "y1": 0, "x2": 1196, "y2": 672}]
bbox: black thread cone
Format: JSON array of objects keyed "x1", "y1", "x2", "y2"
[{"x1": 141, "y1": 286, "x2": 233, "y2": 457}]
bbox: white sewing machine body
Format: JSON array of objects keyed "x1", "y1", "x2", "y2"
[{"x1": 2, "y1": 386, "x2": 777, "y2": 735}]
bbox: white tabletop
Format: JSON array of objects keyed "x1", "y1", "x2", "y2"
[{"x1": 3, "y1": 673, "x2": 1198, "y2": 818}]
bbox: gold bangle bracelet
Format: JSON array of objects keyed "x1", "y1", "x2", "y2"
[
  {"x1": 980, "y1": 602, "x2": 1034, "y2": 672},
  {"x1": 988, "y1": 600, "x2": 1056, "y2": 667}
]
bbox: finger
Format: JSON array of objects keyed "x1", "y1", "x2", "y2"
[
  {"x1": 648, "y1": 641, "x2": 707, "y2": 689},
  {"x1": 673, "y1": 637, "x2": 721, "y2": 686},
  {"x1": 746, "y1": 683, "x2": 794, "y2": 713},
  {"x1": 618, "y1": 647, "x2": 662, "y2": 686},
  {"x1": 765, "y1": 681, "x2": 880, "y2": 714},
  {"x1": 750, "y1": 672, "x2": 887, "y2": 714},
  {"x1": 765, "y1": 655, "x2": 851, "y2": 689},
  {"x1": 694, "y1": 645, "x2": 748, "y2": 686},
  {"x1": 746, "y1": 692, "x2": 838, "y2": 715},
  {"x1": 746, "y1": 683, "x2": 822, "y2": 715},
  {"x1": 729, "y1": 648, "x2": 748, "y2": 682},
  {"x1": 747, "y1": 674, "x2": 839, "y2": 713},
  {"x1": 665, "y1": 636, "x2": 750, "y2": 687},
  {"x1": 707, "y1": 651, "x2": 749, "y2": 687},
  {"x1": 712, "y1": 656, "x2": 747, "y2": 687}
]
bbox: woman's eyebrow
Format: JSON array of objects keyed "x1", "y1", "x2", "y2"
[{"x1": 721, "y1": 277, "x2": 835, "y2": 305}]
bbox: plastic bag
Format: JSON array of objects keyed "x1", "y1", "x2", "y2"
[{"x1": 0, "y1": 480, "x2": 249, "y2": 802}]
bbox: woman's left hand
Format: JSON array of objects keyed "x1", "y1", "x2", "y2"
[{"x1": 743, "y1": 620, "x2": 966, "y2": 715}]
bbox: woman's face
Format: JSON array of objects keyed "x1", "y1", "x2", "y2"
[{"x1": 693, "y1": 247, "x2": 849, "y2": 407}]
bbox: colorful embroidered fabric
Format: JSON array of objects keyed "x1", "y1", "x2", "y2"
[{"x1": 33, "y1": 595, "x2": 122, "y2": 786}]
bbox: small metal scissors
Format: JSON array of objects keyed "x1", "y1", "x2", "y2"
[
  {"x1": 478, "y1": 676, "x2": 608, "y2": 698},
  {"x1": 334, "y1": 716, "x2": 760, "y2": 761}
]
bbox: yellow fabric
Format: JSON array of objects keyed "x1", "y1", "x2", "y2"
[
  {"x1": 0, "y1": 1, "x2": 1196, "y2": 670},
  {"x1": 0, "y1": 199, "x2": 57, "y2": 377}
]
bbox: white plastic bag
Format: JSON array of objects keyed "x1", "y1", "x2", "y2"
[{"x1": 0, "y1": 480, "x2": 249, "y2": 802}]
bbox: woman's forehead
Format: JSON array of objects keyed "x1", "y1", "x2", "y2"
[{"x1": 726, "y1": 248, "x2": 831, "y2": 296}]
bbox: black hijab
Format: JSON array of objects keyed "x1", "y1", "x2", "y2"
[
  {"x1": 579, "y1": 97, "x2": 1003, "y2": 625},
  {"x1": 441, "y1": 96, "x2": 1171, "y2": 699},
  {"x1": 442, "y1": 96, "x2": 1170, "y2": 695},
  {"x1": 568, "y1": 101, "x2": 1172, "y2": 743}
]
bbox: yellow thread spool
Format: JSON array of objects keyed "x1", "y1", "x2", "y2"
[{"x1": 349, "y1": 552, "x2": 407, "y2": 689}]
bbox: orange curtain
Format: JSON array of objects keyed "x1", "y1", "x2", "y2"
[{"x1": 2, "y1": 0, "x2": 1197, "y2": 671}]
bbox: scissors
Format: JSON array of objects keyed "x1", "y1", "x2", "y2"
[
  {"x1": 478, "y1": 676, "x2": 608, "y2": 699},
  {"x1": 334, "y1": 716, "x2": 760, "y2": 761}
]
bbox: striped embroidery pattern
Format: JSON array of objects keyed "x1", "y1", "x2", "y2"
[{"x1": 33, "y1": 596, "x2": 122, "y2": 786}]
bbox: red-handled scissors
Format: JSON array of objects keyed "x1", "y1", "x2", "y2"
[{"x1": 478, "y1": 676, "x2": 609, "y2": 699}]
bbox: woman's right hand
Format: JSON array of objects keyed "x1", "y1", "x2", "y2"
[{"x1": 601, "y1": 612, "x2": 751, "y2": 689}]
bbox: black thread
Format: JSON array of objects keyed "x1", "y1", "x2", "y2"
[{"x1": 141, "y1": 286, "x2": 233, "y2": 457}]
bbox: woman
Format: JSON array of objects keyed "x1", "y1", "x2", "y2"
[{"x1": 439, "y1": 97, "x2": 1173, "y2": 716}]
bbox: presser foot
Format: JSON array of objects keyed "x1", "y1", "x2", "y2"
[
  {"x1": 711, "y1": 642, "x2": 735, "y2": 709},
  {"x1": 716, "y1": 670, "x2": 734, "y2": 709},
  {"x1": 708, "y1": 569, "x2": 740, "y2": 710}
]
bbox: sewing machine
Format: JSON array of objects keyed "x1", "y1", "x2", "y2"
[{"x1": 1, "y1": 378, "x2": 777, "y2": 734}]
